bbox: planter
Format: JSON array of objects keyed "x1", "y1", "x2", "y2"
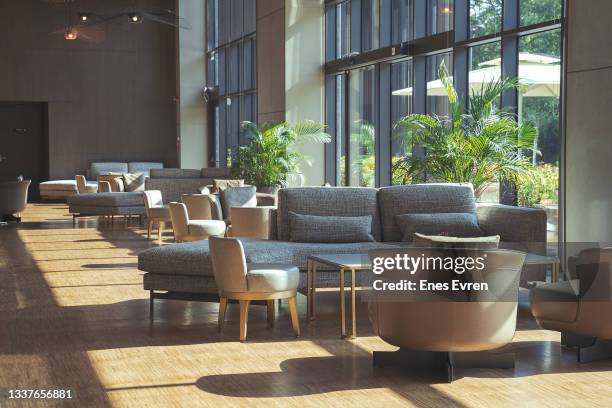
[{"x1": 257, "y1": 186, "x2": 280, "y2": 196}]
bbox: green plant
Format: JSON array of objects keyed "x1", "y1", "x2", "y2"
[
  {"x1": 231, "y1": 121, "x2": 331, "y2": 187},
  {"x1": 517, "y1": 163, "x2": 559, "y2": 207},
  {"x1": 394, "y1": 61, "x2": 539, "y2": 198}
]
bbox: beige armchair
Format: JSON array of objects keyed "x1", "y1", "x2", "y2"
[
  {"x1": 143, "y1": 190, "x2": 171, "y2": 243},
  {"x1": 368, "y1": 247, "x2": 525, "y2": 382},
  {"x1": 0, "y1": 180, "x2": 31, "y2": 221},
  {"x1": 75, "y1": 175, "x2": 97, "y2": 194},
  {"x1": 168, "y1": 202, "x2": 226, "y2": 242},
  {"x1": 98, "y1": 181, "x2": 112, "y2": 193},
  {"x1": 210, "y1": 237, "x2": 300, "y2": 342},
  {"x1": 228, "y1": 206, "x2": 275, "y2": 239},
  {"x1": 530, "y1": 247, "x2": 612, "y2": 362},
  {"x1": 181, "y1": 194, "x2": 216, "y2": 220}
]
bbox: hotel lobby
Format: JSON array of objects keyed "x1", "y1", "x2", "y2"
[{"x1": 2, "y1": 0, "x2": 612, "y2": 407}]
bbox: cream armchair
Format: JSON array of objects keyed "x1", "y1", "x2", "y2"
[
  {"x1": 0, "y1": 180, "x2": 31, "y2": 221},
  {"x1": 143, "y1": 190, "x2": 172, "y2": 243},
  {"x1": 75, "y1": 175, "x2": 98, "y2": 194},
  {"x1": 210, "y1": 237, "x2": 300, "y2": 342},
  {"x1": 368, "y1": 247, "x2": 526, "y2": 382},
  {"x1": 181, "y1": 194, "x2": 217, "y2": 220},
  {"x1": 168, "y1": 202, "x2": 225, "y2": 242},
  {"x1": 228, "y1": 206, "x2": 275, "y2": 239}
]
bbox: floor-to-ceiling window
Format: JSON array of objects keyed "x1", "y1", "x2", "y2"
[
  {"x1": 206, "y1": 0, "x2": 256, "y2": 167},
  {"x1": 324, "y1": 0, "x2": 564, "y2": 240}
]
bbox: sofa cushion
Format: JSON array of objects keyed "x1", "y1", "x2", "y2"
[
  {"x1": 213, "y1": 178, "x2": 244, "y2": 192},
  {"x1": 289, "y1": 212, "x2": 375, "y2": 243},
  {"x1": 39, "y1": 180, "x2": 77, "y2": 192},
  {"x1": 220, "y1": 186, "x2": 257, "y2": 219},
  {"x1": 378, "y1": 184, "x2": 477, "y2": 242},
  {"x1": 128, "y1": 162, "x2": 163, "y2": 177},
  {"x1": 150, "y1": 168, "x2": 202, "y2": 179},
  {"x1": 277, "y1": 187, "x2": 380, "y2": 241},
  {"x1": 67, "y1": 192, "x2": 144, "y2": 207},
  {"x1": 138, "y1": 238, "x2": 399, "y2": 278},
  {"x1": 396, "y1": 212, "x2": 483, "y2": 242},
  {"x1": 201, "y1": 167, "x2": 232, "y2": 179},
  {"x1": 413, "y1": 232, "x2": 500, "y2": 249},
  {"x1": 145, "y1": 178, "x2": 213, "y2": 203},
  {"x1": 123, "y1": 173, "x2": 146, "y2": 192},
  {"x1": 90, "y1": 162, "x2": 128, "y2": 178}
]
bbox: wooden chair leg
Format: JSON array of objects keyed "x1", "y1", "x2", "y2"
[
  {"x1": 218, "y1": 297, "x2": 228, "y2": 333},
  {"x1": 147, "y1": 220, "x2": 152, "y2": 240},
  {"x1": 288, "y1": 296, "x2": 300, "y2": 337},
  {"x1": 267, "y1": 300, "x2": 275, "y2": 328},
  {"x1": 239, "y1": 300, "x2": 250, "y2": 342},
  {"x1": 158, "y1": 221, "x2": 163, "y2": 243}
]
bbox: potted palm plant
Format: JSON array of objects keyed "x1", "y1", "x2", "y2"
[
  {"x1": 231, "y1": 120, "x2": 331, "y2": 193},
  {"x1": 393, "y1": 62, "x2": 539, "y2": 199}
]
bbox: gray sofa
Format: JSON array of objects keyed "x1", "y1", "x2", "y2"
[
  {"x1": 145, "y1": 167, "x2": 232, "y2": 203},
  {"x1": 138, "y1": 184, "x2": 547, "y2": 300}
]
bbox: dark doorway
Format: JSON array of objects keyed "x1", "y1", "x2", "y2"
[{"x1": 0, "y1": 102, "x2": 48, "y2": 200}]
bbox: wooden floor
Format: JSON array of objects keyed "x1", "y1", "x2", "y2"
[{"x1": 1, "y1": 204, "x2": 612, "y2": 407}]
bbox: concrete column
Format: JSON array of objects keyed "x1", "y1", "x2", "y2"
[
  {"x1": 565, "y1": 0, "x2": 612, "y2": 248},
  {"x1": 176, "y1": 0, "x2": 207, "y2": 169},
  {"x1": 285, "y1": 0, "x2": 325, "y2": 186}
]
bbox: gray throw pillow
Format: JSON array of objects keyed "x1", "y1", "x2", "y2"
[
  {"x1": 122, "y1": 173, "x2": 146, "y2": 192},
  {"x1": 220, "y1": 186, "x2": 257, "y2": 219},
  {"x1": 396, "y1": 212, "x2": 483, "y2": 242},
  {"x1": 289, "y1": 212, "x2": 375, "y2": 243}
]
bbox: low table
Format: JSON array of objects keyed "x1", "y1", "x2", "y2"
[{"x1": 307, "y1": 251, "x2": 561, "y2": 340}]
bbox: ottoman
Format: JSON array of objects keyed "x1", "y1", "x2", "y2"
[
  {"x1": 67, "y1": 192, "x2": 146, "y2": 224},
  {"x1": 39, "y1": 180, "x2": 79, "y2": 200}
]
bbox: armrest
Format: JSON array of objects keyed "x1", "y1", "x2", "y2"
[
  {"x1": 256, "y1": 192, "x2": 276, "y2": 206},
  {"x1": 268, "y1": 208, "x2": 278, "y2": 240},
  {"x1": 476, "y1": 203, "x2": 547, "y2": 243}
]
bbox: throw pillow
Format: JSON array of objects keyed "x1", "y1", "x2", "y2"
[
  {"x1": 122, "y1": 173, "x2": 146, "y2": 192},
  {"x1": 396, "y1": 212, "x2": 483, "y2": 242},
  {"x1": 220, "y1": 186, "x2": 257, "y2": 220},
  {"x1": 213, "y1": 178, "x2": 244, "y2": 192},
  {"x1": 413, "y1": 232, "x2": 500, "y2": 249},
  {"x1": 289, "y1": 212, "x2": 375, "y2": 243}
]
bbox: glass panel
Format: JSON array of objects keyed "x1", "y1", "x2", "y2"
[
  {"x1": 518, "y1": 29, "x2": 561, "y2": 242},
  {"x1": 520, "y1": 0, "x2": 562, "y2": 26},
  {"x1": 207, "y1": 0, "x2": 218, "y2": 51},
  {"x1": 336, "y1": 75, "x2": 347, "y2": 186},
  {"x1": 392, "y1": 0, "x2": 413, "y2": 44},
  {"x1": 391, "y1": 60, "x2": 413, "y2": 185},
  {"x1": 427, "y1": 0, "x2": 453, "y2": 35},
  {"x1": 470, "y1": 0, "x2": 501, "y2": 38},
  {"x1": 349, "y1": 66, "x2": 377, "y2": 187},
  {"x1": 426, "y1": 52, "x2": 453, "y2": 116},
  {"x1": 470, "y1": 41, "x2": 501, "y2": 202},
  {"x1": 362, "y1": 0, "x2": 380, "y2": 51},
  {"x1": 336, "y1": 2, "x2": 350, "y2": 58}
]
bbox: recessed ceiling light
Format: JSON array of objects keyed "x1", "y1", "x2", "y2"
[
  {"x1": 78, "y1": 12, "x2": 89, "y2": 22},
  {"x1": 64, "y1": 28, "x2": 78, "y2": 40},
  {"x1": 128, "y1": 13, "x2": 142, "y2": 23}
]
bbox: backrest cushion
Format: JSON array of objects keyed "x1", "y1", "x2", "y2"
[
  {"x1": 220, "y1": 186, "x2": 257, "y2": 220},
  {"x1": 201, "y1": 167, "x2": 232, "y2": 179},
  {"x1": 123, "y1": 173, "x2": 146, "y2": 192},
  {"x1": 150, "y1": 168, "x2": 202, "y2": 179},
  {"x1": 128, "y1": 162, "x2": 163, "y2": 177},
  {"x1": 90, "y1": 162, "x2": 128, "y2": 178},
  {"x1": 277, "y1": 187, "x2": 380, "y2": 241},
  {"x1": 289, "y1": 212, "x2": 375, "y2": 243},
  {"x1": 213, "y1": 178, "x2": 244, "y2": 192},
  {"x1": 378, "y1": 184, "x2": 477, "y2": 242}
]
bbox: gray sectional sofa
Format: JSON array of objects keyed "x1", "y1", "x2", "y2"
[
  {"x1": 145, "y1": 167, "x2": 232, "y2": 203},
  {"x1": 138, "y1": 184, "x2": 547, "y2": 301}
]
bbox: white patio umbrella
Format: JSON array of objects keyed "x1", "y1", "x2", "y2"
[{"x1": 392, "y1": 53, "x2": 561, "y2": 163}]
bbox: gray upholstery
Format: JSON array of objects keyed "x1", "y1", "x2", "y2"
[
  {"x1": 277, "y1": 187, "x2": 381, "y2": 241},
  {"x1": 144, "y1": 272, "x2": 218, "y2": 293},
  {"x1": 289, "y1": 212, "x2": 375, "y2": 243},
  {"x1": 89, "y1": 162, "x2": 129, "y2": 178},
  {"x1": 378, "y1": 184, "x2": 477, "y2": 242},
  {"x1": 128, "y1": 162, "x2": 163, "y2": 177},
  {"x1": 68, "y1": 192, "x2": 144, "y2": 207},
  {"x1": 146, "y1": 178, "x2": 213, "y2": 203},
  {"x1": 396, "y1": 212, "x2": 483, "y2": 242},
  {"x1": 138, "y1": 238, "x2": 399, "y2": 278},
  {"x1": 220, "y1": 186, "x2": 257, "y2": 219},
  {"x1": 150, "y1": 168, "x2": 202, "y2": 179},
  {"x1": 68, "y1": 205, "x2": 146, "y2": 216},
  {"x1": 247, "y1": 263, "x2": 300, "y2": 292},
  {"x1": 201, "y1": 167, "x2": 232, "y2": 178}
]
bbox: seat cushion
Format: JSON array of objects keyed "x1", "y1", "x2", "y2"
[
  {"x1": 39, "y1": 180, "x2": 77, "y2": 191},
  {"x1": 148, "y1": 206, "x2": 171, "y2": 219},
  {"x1": 530, "y1": 280, "x2": 580, "y2": 323},
  {"x1": 246, "y1": 263, "x2": 299, "y2": 292},
  {"x1": 220, "y1": 186, "x2": 257, "y2": 219},
  {"x1": 67, "y1": 192, "x2": 144, "y2": 207},
  {"x1": 396, "y1": 212, "x2": 483, "y2": 242},
  {"x1": 138, "y1": 238, "x2": 399, "y2": 278},
  {"x1": 188, "y1": 220, "x2": 227, "y2": 237}
]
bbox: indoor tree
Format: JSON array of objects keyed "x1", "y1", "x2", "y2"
[
  {"x1": 394, "y1": 62, "x2": 539, "y2": 198},
  {"x1": 231, "y1": 120, "x2": 331, "y2": 189}
]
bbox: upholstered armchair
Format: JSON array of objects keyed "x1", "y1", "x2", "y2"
[
  {"x1": 0, "y1": 180, "x2": 31, "y2": 221},
  {"x1": 75, "y1": 175, "x2": 98, "y2": 194},
  {"x1": 98, "y1": 181, "x2": 112, "y2": 193},
  {"x1": 168, "y1": 202, "x2": 225, "y2": 242},
  {"x1": 210, "y1": 237, "x2": 300, "y2": 341},
  {"x1": 143, "y1": 190, "x2": 171, "y2": 243},
  {"x1": 228, "y1": 206, "x2": 275, "y2": 239},
  {"x1": 181, "y1": 194, "x2": 217, "y2": 220},
  {"x1": 531, "y1": 247, "x2": 612, "y2": 362},
  {"x1": 368, "y1": 247, "x2": 526, "y2": 382}
]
